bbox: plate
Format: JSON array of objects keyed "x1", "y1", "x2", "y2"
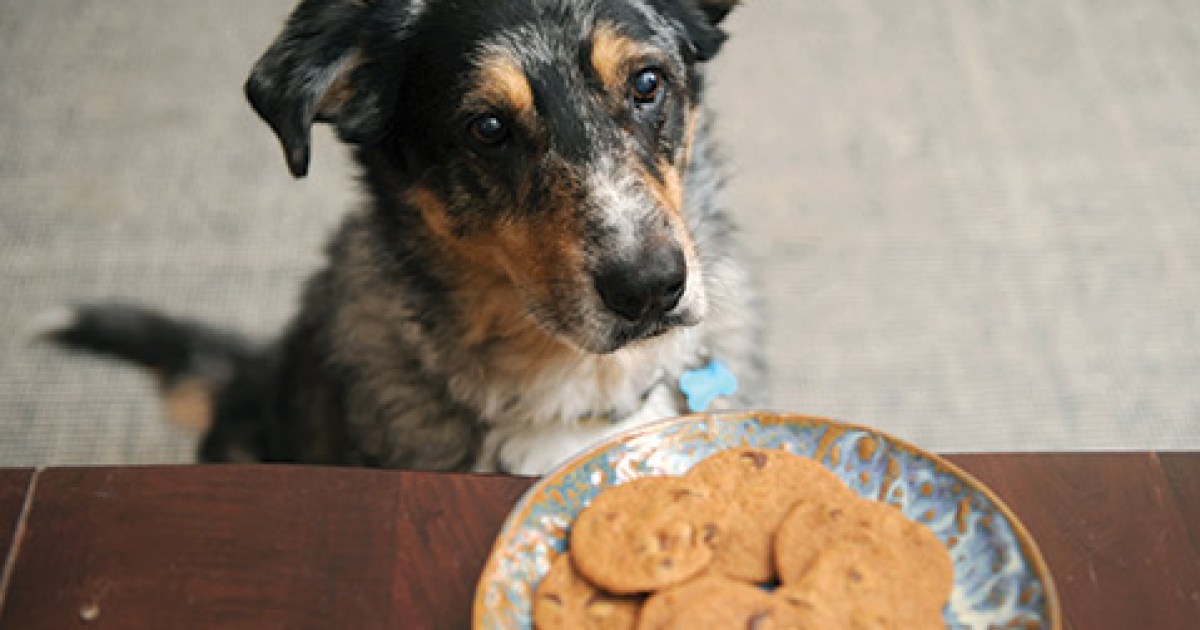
[{"x1": 472, "y1": 412, "x2": 1060, "y2": 629}]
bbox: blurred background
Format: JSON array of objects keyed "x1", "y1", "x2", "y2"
[{"x1": 2, "y1": 0, "x2": 1198, "y2": 466}]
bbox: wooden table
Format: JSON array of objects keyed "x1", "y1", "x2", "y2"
[{"x1": 0, "y1": 453, "x2": 1197, "y2": 629}]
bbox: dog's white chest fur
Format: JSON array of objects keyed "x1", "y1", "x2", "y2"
[
  {"x1": 476, "y1": 382, "x2": 683, "y2": 475},
  {"x1": 469, "y1": 328, "x2": 702, "y2": 475}
]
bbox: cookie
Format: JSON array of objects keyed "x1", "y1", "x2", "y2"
[
  {"x1": 570, "y1": 476, "x2": 726, "y2": 594},
  {"x1": 533, "y1": 553, "x2": 642, "y2": 630},
  {"x1": 684, "y1": 447, "x2": 857, "y2": 582},
  {"x1": 637, "y1": 573, "x2": 821, "y2": 630},
  {"x1": 774, "y1": 495, "x2": 953, "y2": 602},
  {"x1": 774, "y1": 534, "x2": 946, "y2": 629}
]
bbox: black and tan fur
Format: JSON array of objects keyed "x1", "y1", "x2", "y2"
[{"x1": 50, "y1": 0, "x2": 763, "y2": 475}]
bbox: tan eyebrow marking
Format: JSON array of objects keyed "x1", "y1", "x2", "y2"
[
  {"x1": 590, "y1": 24, "x2": 646, "y2": 92},
  {"x1": 466, "y1": 53, "x2": 534, "y2": 118}
]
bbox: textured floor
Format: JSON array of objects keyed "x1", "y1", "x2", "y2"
[{"x1": 2, "y1": 0, "x2": 1198, "y2": 466}]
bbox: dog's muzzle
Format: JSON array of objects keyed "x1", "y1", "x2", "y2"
[{"x1": 593, "y1": 246, "x2": 687, "y2": 323}]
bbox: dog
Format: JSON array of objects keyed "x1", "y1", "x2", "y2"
[{"x1": 49, "y1": 0, "x2": 763, "y2": 475}]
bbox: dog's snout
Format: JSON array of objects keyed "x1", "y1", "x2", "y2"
[{"x1": 595, "y1": 247, "x2": 687, "y2": 322}]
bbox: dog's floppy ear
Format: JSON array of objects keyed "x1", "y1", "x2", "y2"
[
  {"x1": 245, "y1": 0, "x2": 400, "y2": 178},
  {"x1": 650, "y1": 0, "x2": 742, "y2": 62}
]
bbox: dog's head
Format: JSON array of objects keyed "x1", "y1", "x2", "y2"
[{"x1": 247, "y1": 0, "x2": 740, "y2": 354}]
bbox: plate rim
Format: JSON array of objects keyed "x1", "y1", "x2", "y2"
[{"x1": 471, "y1": 411, "x2": 1062, "y2": 629}]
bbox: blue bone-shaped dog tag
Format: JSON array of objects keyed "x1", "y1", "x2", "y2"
[{"x1": 679, "y1": 360, "x2": 738, "y2": 413}]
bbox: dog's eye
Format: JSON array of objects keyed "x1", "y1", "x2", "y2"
[
  {"x1": 468, "y1": 114, "x2": 510, "y2": 146},
  {"x1": 629, "y1": 69, "x2": 664, "y2": 105}
]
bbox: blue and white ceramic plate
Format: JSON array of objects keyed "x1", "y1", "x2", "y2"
[{"x1": 473, "y1": 412, "x2": 1060, "y2": 629}]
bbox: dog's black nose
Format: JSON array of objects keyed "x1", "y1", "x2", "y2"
[{"x1": 595, "y1": 248, "x2": 687, "y2": 322}]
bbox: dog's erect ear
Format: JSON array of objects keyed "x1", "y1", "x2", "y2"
[
  {"x1": 650, "y1": 0, "x2": 742, "y2": 62},
  {"x1": 245, "y1": 0, "x2": 405, "y2": 178},
  {"x1": 695, "y1": 0, "x2": 741, "y2": 25}
]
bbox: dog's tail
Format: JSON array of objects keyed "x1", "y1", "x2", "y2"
[{"x1": 35, "y1": 303, "x2": 256, "y2": 432}]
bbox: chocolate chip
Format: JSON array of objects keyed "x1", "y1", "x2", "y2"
[
  {"x1": 848, "y1": 568, "x2": 863, "y2": 583},
  {"x1": 703, "y1": 522, "x2": 720, "y2": 545},
  {"x1": 669, "y1": 488, "x2": 696, "y2": 501},
  {"x1": 543, "y1": 593, "x2": 562, "y2": 605},
  {"x1": 741, "y1": 451, "x2": 769, "y2": 470}
]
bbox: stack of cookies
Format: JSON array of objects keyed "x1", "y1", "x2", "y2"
[{"x1": 533, "y1": 448, "x2": 954, "y2": 629}]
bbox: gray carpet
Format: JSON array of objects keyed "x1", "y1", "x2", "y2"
[{"x1": 2, "y1": 0, "x2": 1198, "y2": 466}]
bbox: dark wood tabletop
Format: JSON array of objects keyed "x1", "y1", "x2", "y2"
[{"x1": 0, "y1": 453, "x2": 1197, "y2": 629}]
